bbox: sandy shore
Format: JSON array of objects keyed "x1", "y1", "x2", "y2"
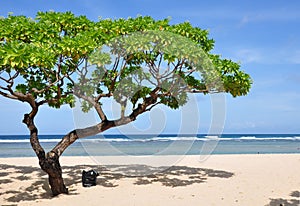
[{"x1": 0, "y1": 154, "x2": 299, "y2": 206}]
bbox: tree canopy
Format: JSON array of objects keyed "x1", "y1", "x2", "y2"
[{"x1": 0, "y1": 11, "x2": 251, "y2": 114}]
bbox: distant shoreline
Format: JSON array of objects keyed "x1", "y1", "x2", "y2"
[{"x1": 0, "y1": 134, "x2": 299, "y2": 158}]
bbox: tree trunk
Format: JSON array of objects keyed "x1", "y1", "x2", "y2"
[
  {"x1": 40, "y1": 153, "x2": 68, "y2": 196},
  {"x1": 23, "y1": 113, "x2": 68, "y2": 196}
]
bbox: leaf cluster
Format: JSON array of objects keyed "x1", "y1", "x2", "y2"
[{"x1": 0, "y1": 11, "x2": 98, "y2": 108}]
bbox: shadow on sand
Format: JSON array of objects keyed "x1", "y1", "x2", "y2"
[
  {"x1": 0, "y1": 163, "x2": 234, "y2": 204},
  {"x1": 268, "y1": 191, "x2": 300, "y2": 206}
]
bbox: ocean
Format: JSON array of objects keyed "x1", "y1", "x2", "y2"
[{"x1": 0, "y1": 134, "x2": 299, "y2": 158}]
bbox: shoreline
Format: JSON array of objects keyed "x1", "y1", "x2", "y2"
[
  {"x1": 1, "y1": 134, "x2": 300, "y2": 157},
  {"x1": 1, "y1": 151, "x2": 300, "y2": 159},
  {"x1": 1, "y1": 154, "x2": 299, "y2": 205}
]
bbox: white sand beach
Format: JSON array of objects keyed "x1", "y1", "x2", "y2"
[{"x1": 0, "y1": 154, "x2": 299, "y2": 206}]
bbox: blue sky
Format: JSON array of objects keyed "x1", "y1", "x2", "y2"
[{"x1": 0, "y1": 0, "x2": 300, "y2": 134}]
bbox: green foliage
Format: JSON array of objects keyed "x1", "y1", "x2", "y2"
[
  {"x1": 0, "y1": 11, "x2": 252, "y2": 115},
  {"x1": 167, "y1": 21, "x2": 215, "y2": 53},
  {"x1": 131, "y1": 87, "x2": 152, "y2": 106},
  {"x1": 0, "y1": 11, "x2": 97, "y2": 108},
  {"x1": 210, "y1": 54, "x2": 252, "y2": 97}
]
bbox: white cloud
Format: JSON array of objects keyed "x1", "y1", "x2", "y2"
[
  {"x1": 234, "y1": 49, "x2": 263, "y2": 63},
  {"x1": 286, "y1": 50, "x2": 300, "y2": 64},
  {"x1": 225, "y1": 120, "x2": 264, "y2": 132},
  {"x1": 238, "y1": 8, "x2": 300, "y2": 26},
  {"x1": 233, "y1": 48, "x2": 283, "y2": 64},
  {"x1": 232, "y1": 47, "x2": 300, "y2": 65},
  {"x1": 166, "y1": 5, "x2": 300, "y2": 26}
]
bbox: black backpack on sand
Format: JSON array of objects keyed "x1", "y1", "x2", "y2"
[{"x1": 82, "y1": 169, "x2": 99, "y2": 187}]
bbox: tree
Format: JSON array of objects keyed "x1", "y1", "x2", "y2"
[{"x1": 0, "y1": 11, "x2": 252, "y2": 196}]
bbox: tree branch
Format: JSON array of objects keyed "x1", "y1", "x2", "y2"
[
  {"x1": 145, "y1": 102, "x2": 161, "y2": 112},
  {"x1": 22, "y1": 97, "x2": 45, "y2": 160},
  {"x1": 74, "y1": 89, "x2": 108, "y2": 122},
  {"x1": 51, "y1": 120, "x2": 116, "y2": 156},
  {"x1": 0, "y1": 90, "x2": 18, "y2": 100}
]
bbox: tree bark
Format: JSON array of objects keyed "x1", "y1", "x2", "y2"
[
  {"x1": 23, "y1": 113, "x2": 68, "y2": 196},
  {"x1": 40, "y1": 152, "x2": 68, "y2": 196}
]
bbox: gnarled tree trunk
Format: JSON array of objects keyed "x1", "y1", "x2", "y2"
[
  {"x1": 22, "y1": 112, "x2": 115, "y2": 196},
  {"x1": 23, "y1": 113, "x2": 68, "y2": 196},
  {"x1": 40, "y1": 153, "x2": 68, "y2": 196}
]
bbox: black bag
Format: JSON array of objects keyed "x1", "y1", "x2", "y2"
[{"x1": 82, "y1": 169, "x2": 99, "y2": 187}]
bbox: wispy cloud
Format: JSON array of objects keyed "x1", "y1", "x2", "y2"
[
  {"x1": 234, "y1": 49, "x2": 263, "y2": 63},
  {"x1": 286, "y1": 50, "x2": 300, "y2": 64},
  {"x1": 239, "y1": 8, "x2": 300, "y2": 26},
  {"x1": 232, "y1": 47, "x2": 300, "y2": 65},
  {"x1": 166, "y1": 5, "x2": 300, "y2": 25}
]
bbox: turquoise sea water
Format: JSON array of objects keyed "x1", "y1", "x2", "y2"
[{"x1": 0, "y1": 134, "x2": 299, "y2": 157}]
